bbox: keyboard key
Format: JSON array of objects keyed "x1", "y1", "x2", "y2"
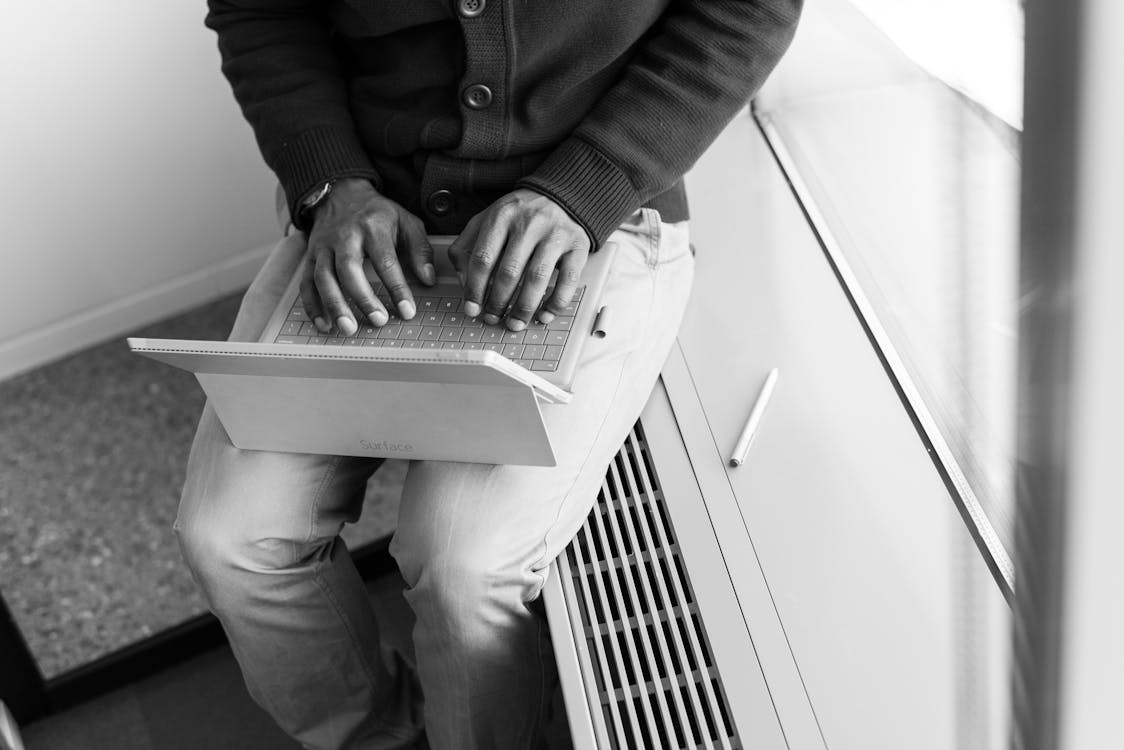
[
  {"x1": 544, "y1": 345, "x2": 564, "y2": 361},
  {"x1": 501, "y1": 330, "x2": 525, "y2": 343},
  {"x1": 420, "y1": 326, "x2": 442, "y2": 341},
  {"x1": 439, "y1": 327, "x2": 461, "y2": 341},
  {"x1": 421, "y1": 312, "x2": 443, "y2": 326},
  {"x1": 420, "y1": 340, "x2": 442, "y2": 349},
  {"x1": 401, "y1": 340, "x2": 423, "y2": 349},
  {"x1": 531, "y1": 360, "x2": 559, "y2": 372},
  {"x1": 439, "y1": 297, "x2": 459, "y2": 312},
  {"x1": 418, "y1": 297, "x2": 439, "y2": 311},
  {"x1": 299, "y1": 321, "x2": 319, "y2": 336},
  {"x1": 514, "y1": 358, "x2": 534, "y2": 368},
  {"x1": 380, "y1": 339, "x2": 403, "y2": 348},
  {"x1": 308, "y1": 336, "x2": 327, "y2": 345},
  {"x1": 343, "y1": 338, "x2": 362, "y2": 346},
  {"x1": 275, "y1": 335, "x2": 308, "y2": 345},
  {"x1": 398, "y1": 325, "x2": 421, "y2": 340},
  {"x1": 281, "y1": 321, "x2": 303, "y2": 336},
  {"x1": 287, "y1": 306, "x2": 309, "y2": 321},
  {"x1": 461, "y1": 317, "x2": 484, "y2": 329},
  {"x1": 463, "y1": 342, "x2": 485, "y2": 350},
  {"x1": 362, "y1": 338, "x2": 383, "y2": 347},
  {"x1": 523, "y1": 329, "x2": 546, "y2": 345},
  {"x1": 443, "y1": 342, "x2": 464, "y2": 350},
  {"x1": 482, "y1": 343, "x2": 504, "y2": 354},
  {"x1": 442, "y1": 312, "x2": 465, "y2": 326},
  {"x1": 545, "y1": 331, "x2": 568, "y2": 346},
  {"x1": 547, "y1": 316, "x2": 574, "y2": 330},
  {"x1": 522, "y1": 344, "x2": 546, "y2": 360},
  {"x1": 481, "y1": 328, "x2": 504, "y2": 342},
  {"x1": 377, "y1": 326, "x2": 402, "y2": 340},
  {"x1": 359, "y1": 325, "x2": 379, "y2": 338},
  {"x1": 459, "y1": 328, "x2": 481, "y2": 342},
  {"x1": 503, "y1": 344, "x2": 525, "y2": 358}
]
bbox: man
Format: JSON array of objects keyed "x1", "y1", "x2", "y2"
[{"x1": 180, "y1": 1, "x2": 800, "y2": 748}]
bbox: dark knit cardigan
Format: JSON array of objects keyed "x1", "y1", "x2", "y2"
[{"x1": 206, "y1": 0, "x2": 802, "y2": 247}]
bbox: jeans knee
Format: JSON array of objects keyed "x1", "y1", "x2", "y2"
[
  {"x1": 395, "y1": 538, "x2": 538, "y2": 646},
  {"x1": 174, "y1": 499, "x2": 321, "y2": 609}
]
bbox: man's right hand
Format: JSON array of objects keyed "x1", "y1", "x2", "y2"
[{"x1": 300, "y1": 178, "x2": 435, "y2": 336}]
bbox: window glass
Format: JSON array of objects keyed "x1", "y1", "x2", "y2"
[{"x1": 754, "y1": 0, "x2": 1024, "y2": 566}]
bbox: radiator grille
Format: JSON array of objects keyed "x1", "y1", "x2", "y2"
[{"x1": 558, "y1": 424, "x2": 742, "y2": 749}]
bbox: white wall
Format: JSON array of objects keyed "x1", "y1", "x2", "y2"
[{"x1": 0, "y1": 1, "x2": 280, "y2": 379}]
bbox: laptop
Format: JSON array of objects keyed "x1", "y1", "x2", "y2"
[{"x1": 128, "y1": 236, "x2": 618, "y2": 466}]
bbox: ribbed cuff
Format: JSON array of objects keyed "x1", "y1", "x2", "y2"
[
  {"x1": 516, "y1": 137, "x2": 642, "y2": 249},
  {"x1": 267, "y1": 125, "x2": 383, "y2": 231}
]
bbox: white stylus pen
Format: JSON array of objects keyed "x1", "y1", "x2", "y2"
[{"x1": 729, "y1": 368, "x2": 779, "y2": 467}]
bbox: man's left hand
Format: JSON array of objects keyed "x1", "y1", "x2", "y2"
[{"x1": 449, "y1": 189, "x2": 591, "y2": 331}]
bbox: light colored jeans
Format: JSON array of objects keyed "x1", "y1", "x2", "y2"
[{"x1": 175, "y1": 209, "x2": 694, "y2": 750}]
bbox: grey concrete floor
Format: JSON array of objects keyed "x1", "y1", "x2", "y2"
[
  {"x1": 0, "y1": 292, "x2": 405, "y2": 678},
  {"x1": 19, "y1": 575, "x2": 417, "y2": 750}
]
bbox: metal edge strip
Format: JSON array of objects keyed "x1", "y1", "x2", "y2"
[{"x1": 543, "y1": 562, "x2": 601, "y2": 749}]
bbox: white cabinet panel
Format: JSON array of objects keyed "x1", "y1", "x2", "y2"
[{"x1": 675, "y1": 114, "x2": 1009, "y2": 749}]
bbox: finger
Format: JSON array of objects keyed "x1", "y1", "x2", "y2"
[
  {"x1": 336, "y1": 254, "x2": 389, "y2": 327},
  {"x1": 299, "y1": 258, "x2": 330, "y2": 333},
  {"x1": 448, "y1": 213, "x2": 482, "y2": 288},
  {"x1": 482, "y1": 216, "x2": 543, "y2": 326},
  {"x1": 460, "y1": 210, "x2": 512, "y2": 321},
  {"x1": 364, "y1": 223, "x2": 416, "y2": 320},
  {"x1": 314, "y1": 249, "x2": 355, "y2": 335},
  {"x1": 399, "y1": 213, "x2": 435, "y2": 286},
  {"x1": 540, "y1": 246, "x2": 587, "y2": 323},
  {"x1": 505, "y1": 238, "x2": 564, "y2": 331}
]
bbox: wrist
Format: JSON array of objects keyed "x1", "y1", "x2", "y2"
[
  {"x1": 300, "y1": 177, "x2": 379, "y2": 227},
  {"x1": 328, "y1": 177, "x2": 379, "y2": 202}
]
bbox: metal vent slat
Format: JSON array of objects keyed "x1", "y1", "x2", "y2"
[
  {"x1": 558, "y1": 423, "x2": 743, "y2": 748},
  {"x1": 586, "y1": 486, "x2": 660, "y2": 747},
  {"x1": 604, "y1": 453, "x2": 696, "y2": 747},
  {"x1": 593, "y1": 603, "x2": 700, "y2": 637},
  {"x1": 569, "y1": 520, "x2": 633, "y2": 745},
  {"x1": 591, "y1": 477, "x2": 675, "y2": 748},
  {"x1": 622, "y1": 430, "x2": 735, "y2": 749},
  {"x1": 608, "y1": 444, "x2": 712, "y2": 748}
]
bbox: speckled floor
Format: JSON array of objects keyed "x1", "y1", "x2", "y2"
[{"x1": 0, "y1": 293, "x2": 405, "y2": 678}]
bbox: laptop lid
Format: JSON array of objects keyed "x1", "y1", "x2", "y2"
[{"x1": 128, "y1": 340, "x2": 570, "y2": 466}]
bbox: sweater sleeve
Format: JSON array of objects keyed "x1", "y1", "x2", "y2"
[
  {"x1": 517, "y1": 0, "x2": 803, "y2": 248},
  {"x1": 205, "y1": 0, "x2": 381, "y2": 229}
]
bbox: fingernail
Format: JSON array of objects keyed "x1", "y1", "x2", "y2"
[
  {"x1": 508, "y1": 319, "x2": 526, "y2": 332},
  {"x1": 397, "y1": 300, "x2": 416, "y2": 320},
  {"x1": 484, "y1": 313, "x2": 501, "y2": 325},
  {"x1": 538, "y1": 311, "x2": 555, "y2": 324},
  {"x1": 369, "y1": 310, "x2": 388, "y2": 326},
  {"x1": 336, "y1": 316, "x2": 356, "y2": 336},
  {"x1": 314, "y1": 317, "x2": 331, "y2": 332},
  {"x1": 464, "y1": 301, "x2": 481, "y2": 318},
  {"x1": 423, "y1": 264, "x2": 436, "y2": 285}
]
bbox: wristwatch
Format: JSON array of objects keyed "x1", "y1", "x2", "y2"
[{"x1": 297, "y1": 180, "x2": 334, "y2": 226}]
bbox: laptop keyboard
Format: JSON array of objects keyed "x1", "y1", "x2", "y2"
[{"x1": 271, "y1": 282, "x2": 585, "y2": 373}]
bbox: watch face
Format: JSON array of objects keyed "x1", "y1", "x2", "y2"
[{"x1": 302, "y1": 182, "x2": 332, "y2": 210}]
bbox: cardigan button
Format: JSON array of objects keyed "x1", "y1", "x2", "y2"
[
  {"x1": 457, "y1": 0, "x2": 486, "y2": 18},
  {"x1": 462, "y1": 84, "x2": 493, "y2": 110},
  {"x1": 427, "y1": 189, "x2": 455, "y2": 217}
]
